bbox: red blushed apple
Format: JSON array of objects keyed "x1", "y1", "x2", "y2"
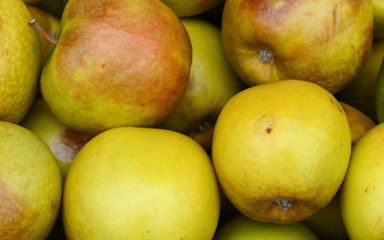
[
  {"x1": 40, "y1": 0, "x2": 192, "y2": 135},
  {"x1": 221, "y1": 0, "x2": 373, "y2": 94}
]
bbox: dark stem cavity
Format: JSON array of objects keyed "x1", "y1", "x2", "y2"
[
  {"x1": 273, "y1": 199, "x2": 293, "y2": 211},
  {"x1": 258, "y1": 48, "x2": 273, "y2": 63}
]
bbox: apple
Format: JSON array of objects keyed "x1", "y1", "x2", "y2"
[
  {"x1": 221, "y1": 0, "x2": 373, "y2": 94},
  {"x1": 336, "y1": 39, "x2": 384, "y2": 121},
  {"x1": 160, "y1": 0, "x2": 224, "y2": 17},
  {"x1": 40, "y1": 0, "x2": 192, "y2": 135},
  {"x1": 159, "y1": 17, "x2": 245, "y2": 151},
  {"x1": 214, "y1": 215, "x2": 319, "y2": 240},
  {"x1": 212, "y1": 80, "x2": 351, "y2": 224},
  {"x1": 340, "y1": 123, "x2": 384, "y2": 239},
  {"x1": 62, "y1": 127, "x2": 220, "y2": 239},
  {"x1": 20, "y1": 99, "x2": 93, "y2": 181},
  {"x1": 0, "y1": 121, "x2": 62, "y2": 240},
  {"x1": 339, "y1": 101, "x2": 376, "y2": 144}
]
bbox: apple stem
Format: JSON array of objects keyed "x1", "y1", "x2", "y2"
[
  {"x1": 28, "y1": 19, "x2": 58, "y2": 45},
  {"x1": 273, "y1": 199, "x2": 293, "y2": 211},
  {"x1": 258, "y1": 48, "x2": 274, "y2": 63}
]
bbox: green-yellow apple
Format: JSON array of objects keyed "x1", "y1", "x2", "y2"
[
  {"x1": 27, "y1": 5, "x2": 61, "y2": 68},
  {"x1": 339, "y1": 101, "x2": 376, "y2": 144},
  {"x1": 40, "y1": 0, "x2": 192, "y2": 135},
  {"x1": 62, "y1": 127, "x2": 220, "y2": 239},
  {"x1": 373, "y1": 0, "x2": 384, "y2": 39},
  {"x1": 159, "y1": 17, "x2": 245, "y2": 151},
  {"x1": 336, "y1": 40, "x2": 384, "y2": 121},
  {"x1": 214, "y1": 215, "x2": 319, "y2": 240},
  {"x1": 340, "y1": 123, "x2": 384, "y2": 239},
  {"x1": 0, "y1": 0, "x2": 41, "y2": 123},
  {"x1": 212, "y1": 80, "x2": 351, "y2": 224},
  {"x1": 221, "y1": 0, "x2": 373, "y2": 94},
  {"x1": 21, "y1": 99, "x2": 93, "y2": 181},
  {"x1": 160, "y1": 0, "x2": 224, "y2": 17},
  {"x1": 303, "y1": 192, "x2": 349, "y2": 240},
  {"x1": 0, "y1": 121, "x2": 62, "y2": 240}
]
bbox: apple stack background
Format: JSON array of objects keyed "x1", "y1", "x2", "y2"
[{"x1": 0, "y1": 0, "x2": 383, "y2": 239}]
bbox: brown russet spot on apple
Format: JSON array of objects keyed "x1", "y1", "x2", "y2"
[
  {"x1": 51, "y1": 128, "x2": 90, "y2": 163},
  {"x1": 0, "y1": 180, "x2": 28, "y2": 240}
]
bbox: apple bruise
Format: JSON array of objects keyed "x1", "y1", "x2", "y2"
[
  {"x1": 50, "y1": 128, "x2": 90, "y2": 163},
  {"x1": 0, "y1": 181, "x2": 28, "y2": 240}
]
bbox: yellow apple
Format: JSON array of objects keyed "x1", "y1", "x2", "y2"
[
  {"x1": 212, "y1": 80, "x2": 351, "y2": 224},
  {"x1": 214, "y1": 215, "x2": 319, "y2": 240},
  {"x1": 0, "y1": 121, "x2": 62, "y2": 240},
  {"x1": 221, "y1": 0, "x2": 373, "y2": 94},
  {"x1": 159, "y1": 17, "x2": 245, "y2": 151},
  {"x1": 373, "y1": 0, "x2": 384, "y2": 39},
  {"x1": 21, "y1": 99, "x2": 93, "y2": 181},
  {"x1": 336, "y1": 39, "x2": 384, "y2": 121},
  {"x1": 160, "y1": 0, "x2": 224, "y2": 17},
  {"x1": 63, "y1": 127, "x2": 220, "y2": 239},
  {"x1": 340, "y1": 123, "x2": 384, "y2": 239}
]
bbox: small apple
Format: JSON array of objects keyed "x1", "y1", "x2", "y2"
[
  {"x1": 40, "y1": 0, "x2": 192, "y2": 135},
  {"x1": 160, "y1": 0, "x2": 224, "y2": 17},
  {"x1": 20, "y1": 99, "x2": 93, "y2": 181},
  {"x1": 214, "y1": 215, "x2": 319, "y2": 240},
  {"x1": 212, "y1": 80, "x2": 351, "y2": 224},
  {"x1": 221, "y1": 0, "x2": 373, "y2": 94},
  {"x1": 336, "y1": 39, "x2": 384, "y2": 121},
  {"x1": 338, "y1": 101, "x2": 376, "y2": 144},
  {"x1": 340, "y1": 123, "x2": 384, "y2": 239},
  {"x1": 159, "y1": 18, "x2": 245, "y2": 151}
]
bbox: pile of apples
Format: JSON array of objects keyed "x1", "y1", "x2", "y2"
[{"x1": 1, "y1": 0, "x2": 384, "y2": 239}]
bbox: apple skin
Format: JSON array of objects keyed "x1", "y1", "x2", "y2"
[
  {"x1": 339, "y1": 101, "x2": 376, "y2": 144},
  {"x1": 340, "y1": 123, "x2": 384, "y2": 239},
  {"x1": 62, "y1": 127, "x2": 220, "y2": 239},
  {"x1": 40, "y1": 0, "x2": 192, "y2": 135},
  {"x1": 159, "y1": 18, "x2": 245, "y2": 151},
  {"x1": 336, "y1": 40, "x2": 384, "y2": 121},
  {"x1": 214, "y1": 215, "x2": 319, "y2": 240},
  {"x1": 212, "y1": 80, "x2": 351, "y2": 224},
  {"x1": 20, "y1": 99, "x2": 93, "y2": 181},
  {"x1": 160, "y1": 0, "x2": 224, "y2": 17},
  {"x1": 221, "y1": 0, "x2": 373, "y2": 94}
]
